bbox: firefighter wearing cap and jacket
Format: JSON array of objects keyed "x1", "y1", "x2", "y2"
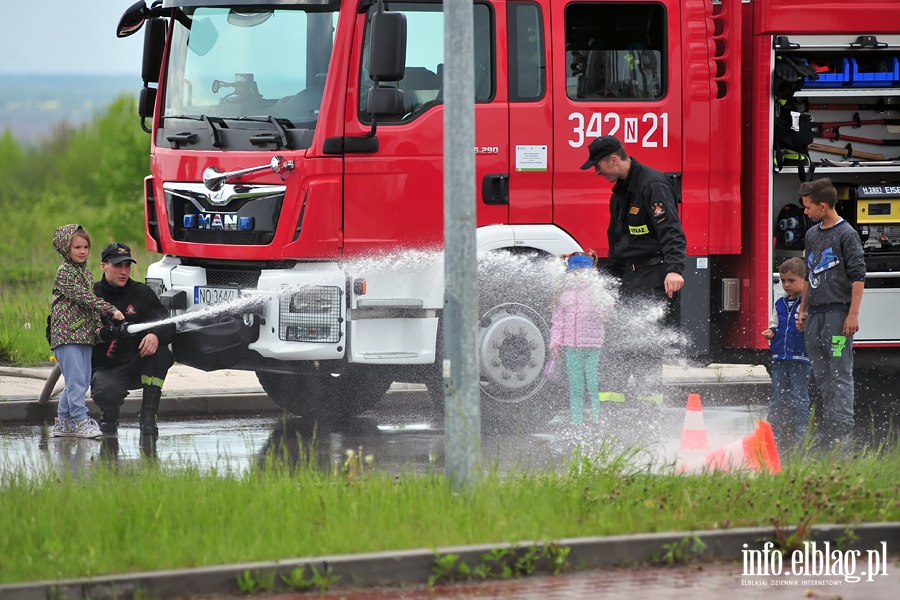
[
  {"x1": 580, "y1": 135, "x2": 687, "y2": 414},
  {"x1": 91, "y1": 243, "x2": 175, "y2": 437}
]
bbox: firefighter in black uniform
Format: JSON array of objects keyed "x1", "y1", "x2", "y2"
[
  {"x1": 92, "y1": 243, "x2": 175, "y2": 437},
  {"x1": 580, "y1": 135, "x2": 686, "y2": 412}
]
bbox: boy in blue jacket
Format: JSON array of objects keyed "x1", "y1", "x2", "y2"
[{"x1": 762, "y1": 257, "x2": 810, "y2": 454}]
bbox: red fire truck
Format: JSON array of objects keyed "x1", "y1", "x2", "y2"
[{"x1": 117, "y1": 0, "x2": 900, "y2": 426}]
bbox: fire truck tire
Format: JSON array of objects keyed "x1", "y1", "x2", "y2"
[
  {"x1": 425, "y1": 315, "x2": 568, "y2": 432},
  {"x1": 426, "y1": 250, "x2": 567, "y2": 432},
  {"x1": 475, "y1": 302, "x2": 565, "y2": 432},
  {"x1": 257, "y1": 365, "x2": 393, "y2": 422}
]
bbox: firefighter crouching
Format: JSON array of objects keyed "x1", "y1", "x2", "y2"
[
  {"x1": 92, "y1": 243, "x2": 175, "y2": 437},
  {"x1": 580, "y1": 135, "x2": 687, "y2": 413}
]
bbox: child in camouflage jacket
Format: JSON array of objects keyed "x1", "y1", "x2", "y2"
[{"x1": 49, "y1": 224, "x2": 123, "y2": 438}]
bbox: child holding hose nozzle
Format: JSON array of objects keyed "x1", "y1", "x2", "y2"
[
  {"x1": 91, "y1": 243, "x2": 175, "y2": 437},
  {"x1": 49, "y1": 225, "x2": 124, "y2": 438},
  {"x1": 549, "y1": 251, "x2": 615, "y2": 425}
]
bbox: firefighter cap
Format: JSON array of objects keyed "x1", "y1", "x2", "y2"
[
  {"x1": 101, "y1": 242, "x2": 136, "y2": 265},
  {"x1": 580, "y1": 135, "x2": 623, "y2": 170}
]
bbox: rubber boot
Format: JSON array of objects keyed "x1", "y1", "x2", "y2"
[
  {"x1": 140, "y1": 434, "x2": 158, "y2": 460},
  {"x1": 139, "y1": 386, "x2": 162, "y2": 437},
  {"x1": 98, "y1": 406, "x2": 119, "y2": 435},
  {"x1": 100, "y1": 436, "x2": 120, "y2": 461}
]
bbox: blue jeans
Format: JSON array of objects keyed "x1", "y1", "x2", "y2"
[
  {"x1": 53, "y1": 344, "x2": 93, "y2": 422},
  {"x1": 769, "y1": 359, "x2": 811, "y2": 454},
  {"x1": 565, "y1": 347, "x2": 601, "y2": 424}
]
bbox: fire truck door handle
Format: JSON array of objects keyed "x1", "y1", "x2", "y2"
[{"x1": 481, "y1": 174, "x2": 509, "y2": 205}]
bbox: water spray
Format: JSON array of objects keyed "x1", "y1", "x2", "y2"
[{"x1": 117, "y1": 289, "x2": 276, "y2": 335}]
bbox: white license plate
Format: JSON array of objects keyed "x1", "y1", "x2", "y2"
[{"x1": 194, "y1": 286, "x2": 239, "y2": 307}]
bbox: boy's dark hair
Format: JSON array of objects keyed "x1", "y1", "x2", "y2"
[
  {"x1": 779, "y1": 257, "x2": 806, "y2": 279},
  {"x1": 798, "y1": 177, "x2": 837, "y2": 208}
]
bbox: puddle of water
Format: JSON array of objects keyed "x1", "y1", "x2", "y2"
[{"x1": 0, "y1": 404, "x2": 768, "y2": 483}]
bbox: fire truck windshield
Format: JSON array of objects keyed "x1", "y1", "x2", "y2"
[{"x1": 163, "y1": 5, "x2": 338, "y2": 130}]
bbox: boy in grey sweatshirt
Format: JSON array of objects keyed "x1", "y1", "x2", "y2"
[{"x1": 796, "y1": 178, "x2": 865, "y2": 451}]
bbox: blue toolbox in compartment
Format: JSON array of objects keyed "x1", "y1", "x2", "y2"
[
  {"x1": 851, "y1": 56, "x2": 900, "y2": 87},
  {"x1": 803, "y1": 58, "x2": 851, "y2": 87}
]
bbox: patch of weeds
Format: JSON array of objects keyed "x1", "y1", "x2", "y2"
[
  {"x1": 431, "y1": 542, "x2": 573, "y2": 586},
  {"x1": 236, "y1": 570, "x2": 259, "y2": 594},
  {"x1": 475, "y1": 547, "x2": 511, "y2": 580},
  {"x1": 544, "y1": 542, "x2": 572, "y2": 574},
  {"x1": 836, "y1": 525, "x2": 860, "y2": 552},
  {"x1": 768, "y1": 465, "x2": 869, "y2": 553},
  {"x1": 309, "y1": 563, "x2": 340, "y2": 593},
  {"x1": 428, "y1": 552, "x2": 471, "y2": 585},
  {"x1": 654, "y1": 534, "x2": 708, "y2": 565},
  {"x1": 0, "y1": 331, "x2": 23, "y2": 364},
  {"x1": 132, "y1": 584, "x2": 156, "y2": 600},
  {"x1": 281, "y1": 566, "x2": 314, "y2": 592},
  {"x1": 711, "y1": 365, "x2": 725, "y2": 383},
  {"x1": 235, "y1": 569, "x2": 276, "y2": 594},
  {"x1": 511, "y1": 544, "x2": 541, "y2": 576}
]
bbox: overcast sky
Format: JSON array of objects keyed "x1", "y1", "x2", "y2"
[{"x1": 0, "y1": 0, "x2": 145, "y2": 75}]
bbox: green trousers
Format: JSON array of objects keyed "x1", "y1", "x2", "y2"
[{"x1": 565, "y1": 347, "x2": 602, "y2": 424}]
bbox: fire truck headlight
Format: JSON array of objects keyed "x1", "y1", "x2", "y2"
[
  {"x1": 279, "y1": 286, "x2": 343, "y2": 343},
  {"x1": 146, "y1": 278, "x2": 166, "y2": 298}
]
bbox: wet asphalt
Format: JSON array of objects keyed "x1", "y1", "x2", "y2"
[{"x1": 0, "y1": 396, "x2": 768, "y2": 480}]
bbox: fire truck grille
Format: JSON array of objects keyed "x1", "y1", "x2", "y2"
[
  {"x1": 206, "y1": 270, "x2": 261, "y2": 288},
  {"x1": 181, "y1": 230, "x2": 275, "y2": 245},
  {"x1": 163, "y1": 184, "x2": 283, "y2": 246},
  {"x1": 279, "y1": 286, "x2": 343, "y2": 344}
]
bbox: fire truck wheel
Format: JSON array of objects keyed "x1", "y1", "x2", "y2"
[
  {"x1": 476, "y1": 302, "x2": 565, "y2": 432},
  {"x1": 468, "y1": 250, "x2": 568, "y2": 432},
  {"x1": 257, "y1": 365, "x2": 394, "y2": 422}
]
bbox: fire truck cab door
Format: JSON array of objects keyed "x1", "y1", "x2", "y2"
[
  {"x1": 341, "y1": 2, "x2": 508, "y2": 254},
  {"x1": 506, "y1": 1, "x2": 553, "y2": 225},
  {"x1": 549, "y1": 1, "x2": 683, "y2": 255}
]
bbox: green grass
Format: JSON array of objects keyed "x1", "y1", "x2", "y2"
[{"x1": 1, "y1": 442, "x2": 899, "y2": 586}]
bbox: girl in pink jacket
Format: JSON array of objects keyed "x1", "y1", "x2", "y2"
[{"x1": 550, "y1": 252, "x2": 614, "y2": 425}]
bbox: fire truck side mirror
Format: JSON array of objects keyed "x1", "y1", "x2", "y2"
[
  {"x1": 141, "y1": 19, "x2": 167, "y2": 85},
  {"x1": 138, "y1": 87, "x2": 157, "y2": 120},
  {"x1": 368, "y1": 11, "x2": 407, "y2": 83},
  {"x1": 367, "y1": 87, "x2": 405, "y2": 118},
  {"x1": 117, "y1": 0, "x2": 150, "y2": 38}
]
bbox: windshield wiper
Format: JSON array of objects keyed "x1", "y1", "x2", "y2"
[
  {"x1": 163, "y1": 114, "x2": 223, "y2": 148},
  {"x1": 228, "y1": 115, "x2": 293, "y2": 149}
]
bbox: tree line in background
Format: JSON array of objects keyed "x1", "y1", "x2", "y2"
[
  {"x1": 0, "y1": 95, "x2": 150, "y2": 364},
  {"x1": 0, "y1": 95, "x2": 148, "y2": 285}
]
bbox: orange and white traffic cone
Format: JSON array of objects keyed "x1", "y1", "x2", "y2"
[
  {"x1": 679, "y1": 393, "x2": 710, "y2": 450},
  {"x1": 676, "y1": 393, "x2": 710, "y2": 467},
  {"x1": 682, "y1": 420, "x2": 782, "y2": 475}
]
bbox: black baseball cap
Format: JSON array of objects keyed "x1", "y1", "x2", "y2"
[
  {"x1": 101, "y1": 242, "x2": 136, "y2": 265},
  {"x1": 580, "y1": 135, "x2": 623, "y2": 170}
]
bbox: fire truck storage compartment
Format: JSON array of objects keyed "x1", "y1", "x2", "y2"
[{"x1": 771, "y1": 35, "x2": 900, "y2": 343}]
